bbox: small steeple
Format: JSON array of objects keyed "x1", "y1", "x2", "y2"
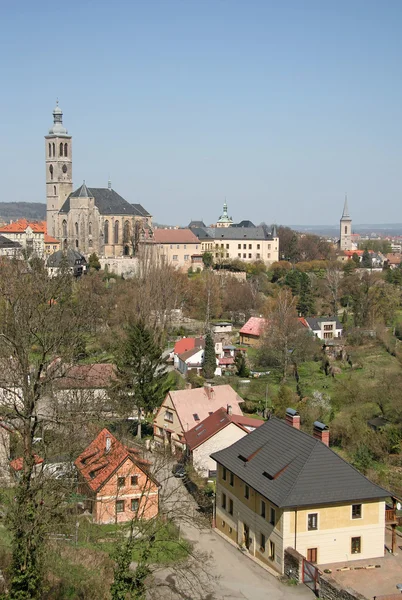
[
  {"x1": 342, "y1": 194, "x2": 350, "y2": 219},
  {"x1": 78, "y1": 180, "x2": 90, "y2": 197},
  {"x1": 108, "y1": 177, "x2": 112, "y2": 190},
  {"x1": 49, "y1": 100, "x2": 68, "y2": 136}
]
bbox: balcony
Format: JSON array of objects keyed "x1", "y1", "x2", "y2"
[{"x1": 385, "y1": 509, "x2": 397, "y2": 524}]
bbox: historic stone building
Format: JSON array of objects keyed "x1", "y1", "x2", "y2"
[
  {"x1": 339, "y1": 196, "x2": 352, "y2": 251},
  {"x1": 45, "y1": 103, "x2": 152, "y2": 257}
]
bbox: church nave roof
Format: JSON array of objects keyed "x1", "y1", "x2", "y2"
[{"x1": 60, "y1": 184, "x2": 150, "y2": 217}]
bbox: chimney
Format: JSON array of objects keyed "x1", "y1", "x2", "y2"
[
  {"x1": 105, "y1": 435, "x2": 111, "y2": 452},
  {"x1": 313, "y1": 421, "x2": 330, "y2": 446},
  {"x1": 204, "y1": 382, "x2": 212, "y2": 399},
  {"x1": 285, "y1": 408, "x2": 300, "y2": 429},
  {"x1": 227, "y1": 404, "x2": 232, "y2": 416}
]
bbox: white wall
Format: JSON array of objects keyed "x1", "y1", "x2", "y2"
[{"x1": 193, "y1": 423, "x2": 247, "y2": 477}]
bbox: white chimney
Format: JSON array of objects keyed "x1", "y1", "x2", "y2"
[
  {"x1": 106, "y1": 436, "x2": 111, "y2": 452},
  {"x1": 227, "y1": 405, "x2": 232, "y2": 416}
]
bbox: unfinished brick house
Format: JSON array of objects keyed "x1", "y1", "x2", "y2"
[{"x1": 75, "y1": 429, "x2": 159, "y2": 524}]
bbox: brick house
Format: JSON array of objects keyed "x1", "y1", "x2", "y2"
[{"x1": 75, "y1": 429, "x2": 159, "y2": 524}]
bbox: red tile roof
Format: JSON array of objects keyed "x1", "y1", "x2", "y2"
[
  {"x1": 10, "y1": 454, "x2": 43, "y2": 471},
  {"x1": 44, "y1": 234, "x2": 60, "y2": 244},
  {"x1": 386, "y1": 253, "x2": 402, "y2": 265},
  {"x1": 174, "y1": 337, "x2": 204, "y2": 355},
  {"x1": 0, "y1": 219, "x2": 47, "y2": 234},
  {"x1": 239, "y1": 317, "x2": 267, "y2": 337},
  {"x1": 56, "y1": 364, "x2": 116, "y2": 390},
  {"x1": 154, "y1": 228, "x2": 200, "y2": 244},
  {"x1": 74, "y1": 428, "x2": 153, "y2": 493},
  {"x1": 219, "y1": 357, "x2": 235, "y2": 366},
  {"x1": 184, "y1": 407, "x2": 264, "y2": 451}
]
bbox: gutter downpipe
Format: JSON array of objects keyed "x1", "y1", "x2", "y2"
[{"x1": 294, "y1": 509, "x2": 298, "y2": 550}]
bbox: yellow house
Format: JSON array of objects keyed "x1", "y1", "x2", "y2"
[{"x1": 211, "y1": 410, "x2": 394, "y2": 573}]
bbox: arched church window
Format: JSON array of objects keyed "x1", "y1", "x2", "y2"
[
  {"x1": 114, "y1": 221, "x2": 119, "y2": 244},
  {"x1": 75, "y1": 239, "x2": 79, "y2": 249},
  {"x1": 53, "y1": 186, "x2": 56, "y2": 195},
  {"x1": 123, "y1": 220, "x2": 130, "y2": 243},
  {"x1": 49, "y1": 165, "x2": 53, "y2": 180},
  {"x1": 62, "y1": 220, "x2": 67, "y2": 237},
  {"x1": 89, "y1": 222, "x2": 92, "y2": 235},
  {"x1": 345, "y1": 226, "x2": 347, "y2": 234},
  {"x1": 52, "y1": 143, "x2": 55, "y2": 157},
  {"x1": 48, "y1": 143, "x2": 51, "y2": 157},
  {"x1": 64, "y1": 143, "x2": 68, "y2": 157},
  {"x1": 59, "y1": 143, "x2": 63, "y2": 157},
  {"x1": 75, "y1": 222, "x2": 79, "y2": 237},
  {"x1": 104, "y1": 221, "x2": 109, "y2": 244}
]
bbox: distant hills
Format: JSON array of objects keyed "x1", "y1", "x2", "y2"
[
  {"x1": 0, "y1": 203, "x2": 46, "y2": 222},
  {"x1": 291, "y1": 224, "x2": 402, "y2": 237}
]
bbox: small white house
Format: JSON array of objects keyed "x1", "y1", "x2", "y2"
[
  {"x1": 301, "y1": 317, "x2": 342, "y2": 341},
  {"x1": 184, "y1": 407, "x2": 264, "y2": 477},
  {"x1": 212, "y1": 322, "x2": 232, "y2": 334}
]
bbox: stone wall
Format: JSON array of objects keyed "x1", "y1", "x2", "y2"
[
  {"x1": 284, "y1": 547, "x2": 303, "y2": 582},
  {"x1": 320, "y1": 575, "x2": 368, "y2": 600}
]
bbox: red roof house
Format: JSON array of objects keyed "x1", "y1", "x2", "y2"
[
  {"x1": 75, "y1": 429, "x2": 159, "y2": 524},
  {"x1": 239, "y1": 317, "x2": 267, "y2": 346}
]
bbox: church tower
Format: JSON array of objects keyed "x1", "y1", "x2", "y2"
[
  {"x1": 340, "y1": 195, "x2": 352, "y2": 251},
  {"x1": 45, "y1": 102, "x2": 73, "y2": 237}
]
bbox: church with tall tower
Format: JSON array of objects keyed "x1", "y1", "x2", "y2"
[
  {"x1": 45, "y1": 103, "x2": 152, "y2": 257},
  {"x1": 339, "y1": 196, "x2": 352, "y2": 251}
]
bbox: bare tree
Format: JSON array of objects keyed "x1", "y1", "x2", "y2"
[{"x1": 324, "y1": 263, "x2": 343, "y2": 316}]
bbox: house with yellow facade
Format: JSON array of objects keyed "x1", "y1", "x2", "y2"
[{"x1": 211, "y1": 409, "x2": 395, "y2": 573}]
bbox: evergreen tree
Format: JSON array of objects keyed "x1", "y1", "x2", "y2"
[
  {"x1": 202, "y1": 251, "x2": 214, "y2": 269},
  {"x1": 297, "y1": 272, "x2": 315, "y2": 316},
  {"x1": 202, "y1": 331, "x2": 216, "y2": 379},
  {"x1": 88, "y1": 252, "x2": 101, "y2": 271},
  {"x1": 352, "y1": 253, "x2": 361, "y2": 266},
  {"x1": 234, "y1": 352, "x2": 249, "y2": 377},
  {"x1": 362, "y1": 249, "x2": 372, "y2": 269},
  {"x1": 112, "y1": 321, "x2": 170, "y2": 438}
]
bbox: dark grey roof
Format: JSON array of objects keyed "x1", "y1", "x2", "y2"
[
  {"x1": 211, "y1": 417, "x2": 390, "y2": 508},
  {"x1": 189, "y1": 220, "x2": 206, "y2": 228},
  {"x1": 0, "y1": 235, "x2": 21, "y2": 249},
  {"x1": 47, "y1": 248, "x2": 87, "y2": 268},
  {"x1": 194, "y1": 225, "x2": 275, "y2": 241},
  {"x1": 305, "y1": 317, "x2": 342, "y2": 331},
  {"x1": 60, "y1": 184, "x2": 149, "y2": 217},
  {"x1": 132, "y1": 203, "x2": 151, "y2": 217},
  {"x1": 233, "y1": 220, "x2": 255, "y2": 228}
]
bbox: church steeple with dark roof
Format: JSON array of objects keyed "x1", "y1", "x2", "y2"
[{"x1": 340, "y1": 195, "x2": 352, "y2": 251}]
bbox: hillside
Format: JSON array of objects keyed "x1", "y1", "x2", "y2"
[{"x1": 0, "y1": 202, "x2": 46, "y2": 222}]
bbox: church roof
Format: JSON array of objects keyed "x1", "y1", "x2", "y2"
[
  {"x1": 132, "y1": 204, "x2": 151, "y2": 217},
  {"x1": 60, "y1": 185, "x2": 148, "y2": 217},
  {"x1": 341, "y1": 196, "x2": 351, "y2": 219}
]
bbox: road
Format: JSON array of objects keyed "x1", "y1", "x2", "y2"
[{"x1": 150, "y1": 458, "x2": 314, "y2": 600}]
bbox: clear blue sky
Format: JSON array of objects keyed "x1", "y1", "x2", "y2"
[{"x1": 1, "y1": 0, "x2": 401, "y2": 226}]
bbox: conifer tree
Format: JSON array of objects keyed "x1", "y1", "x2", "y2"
[
  {"x1": 362, "y1": 249, "x2": 372, "y2": 269},
  {"x1": 202, "y1": 331, "x2": 216, "y2": 379},
  {"x1": 235, "y1": 352, "x2": 249, "y2": 377},
  {"x1": 113, "y1": 321, "x2": 170, "y2": 437}
]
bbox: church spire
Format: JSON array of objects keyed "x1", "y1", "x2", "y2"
[
  {"x1": 49, "y1": 100, "x2": 68, "y2": 136},
  {"x1": 342, "y1": 194, "x2": 350, "y2": 219}
]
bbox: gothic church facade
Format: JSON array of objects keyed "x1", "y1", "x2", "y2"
[{"x1": 45, "y1": 103, "x2": 152, "y2": 257}]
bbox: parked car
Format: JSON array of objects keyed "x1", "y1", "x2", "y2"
[{"x1": 172, "y1": 463, "x2": 186, "y2": 479}]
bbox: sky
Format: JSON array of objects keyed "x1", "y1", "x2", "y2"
[{"x1": 1, "y1": 0, "x2": 402, "y2": 226}]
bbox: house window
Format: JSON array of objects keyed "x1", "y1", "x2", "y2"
[
  {"x1": 131, "y1": 475, "x2": 138, "y2": 486},
  {"x1": 268, "y1": 244, "x2": 271, "y2": 250},
  {"x1": 229, "y1": 498, "x2": 233, "y2": 515},
  {"x1": 260, "y1": 533, "x2": 266, "y2": 552},
  {"x1": 352, "y1": 504, "x2": 362, "y2": 519},
  {"x1": 226, "y1": 244, "x2": 229, "y2": 249},
  {"x1": 308, "y1": 513, "x2": 318, "y2": 530},
  {"x1": 324, "y1": 324, "x2": 333, "y2": 331},
  {"x1": 270, "y1": 507, "x2": 276, "y2": 525},
  {"x1": 257, "y1": 244, "x2": 260, "y2": 250},
  {"x1": 222, "y1": 520, "x2": 225, "y2": 527},
  {"x1": 116, "y1": 500, "x2": 124, "y2": 513},
  {"x1": 243, "y1": 244, "x2": 246, "y2": 249},
  {"x1": 184, "y1": 244, "x2": 186, "y2": 249},
  {"x1": 238, "y1": 253, "x2": 241, "y2": 257},
  {"x1": 261, "y1": 501, "x2": 266, "y2": 518},
  {"x1": 170, "y1": 245, "x2": 173, "y2": 249},
  {"x1": 177, "y1": 245, "x2": 180, "y2": 249},
  {"x1": 307, "y1": 548, "x2": 317, "y2": 563},
  {"x1": 165, "y1": 410, "x2": 174, "y2": 422},
  {"x1": 118, "y1": 477, "x2": 125, "y2": 487},
  {"x1": 248, "y1": 253, "x2": 252, "y2": 258},
  {"x1": 184, "y1": 255, "x2": 189, "y2": 260},
  {"x1": 222, "y1": 493, "x2": 226, "y2": 509},
  {"x1": 351, "y1": 537, "x2": 361, "y2": 554},
  {"x1": 244, "y1": 485, "x2": 249, "y2": 500},
  {"x1": 229, "y1": 472, "x2": 234, "y2": 487},
  {"x1": 238, "y1": 244, "x2": 241, "y2": 249},
  {"x1": 131, "y1": 498, "x2": 139, "y2": 512},
  {"x1": 248, "y1": 244, "x2": 252, "y2": 249},
  {"x1": 173, "y1": 255, "x2": 178, "y2": 260},
  {"x1": 256, "y1": 253, "x2": 260, "y2": 259},
  {"x1": 268, "y1": 253, "x2": 271, "y2": 259},
  {"x1": 324, "y1": 332, "x2": 333, "y2": 339},
  {"x1": 222, "y1": 467, "x2": 227, "y2": 480},
  {"x1": 243, "y1": 253, "x2": 246, "y2": 258},
  {"x1": 269, "y1": 540, "x2": 275, "y2": 560}
]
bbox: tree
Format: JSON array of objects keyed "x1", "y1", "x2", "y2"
[
  {"x1": 324, "y1": 263, "x2": 342, "y2": 316},
  {"x1": 234, "y1": 352, "x2": 249, "y2": 377},
  {"x1": 202, "y1": 251, "x2": 214, "y2": 269},
  {"x1": 296, "y1": 272, "x2": 315, "y2": 317},
  {"x1": 202, "y1": 331, "x2": 216, "y2": 379},
  {"x1": 112, "y1": 321, "x2": 170, "y2": 438},
  {"x1": 88, "y1": 252, "x2": 101, "y2": 271},
  {"x1": 352, "y1": 253, "x2": 360, "y2": 266},
  {"x1": 362, "y1": 249, "x2": 372, "y2": 269},
  {"x1": 0, "y1": 260, "x2": 97, "y2": 599}
]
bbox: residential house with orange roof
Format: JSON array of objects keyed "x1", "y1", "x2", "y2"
[
  {"x1": 44, "y1": 234, "x2": 61, "y2": 256},
  {"x1": 185, "y1": 406, "x2": 264, "y2": 477},
  {"x1": 239, "y1": 317, "x2": 267, "y2": 346},
  {"x1": 153, "y1": 383, "x2": 244, "y2": 454},
  {"x1": 75, "y1": 428, "x2": 159, "y2": 524},
  {"x1": 0, "y1": 219, "x2": 48, "y2": 258}
]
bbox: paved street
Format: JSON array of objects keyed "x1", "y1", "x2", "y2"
[{"x1": 151, "y1": 457, "x2": 314, "y2": 600}]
